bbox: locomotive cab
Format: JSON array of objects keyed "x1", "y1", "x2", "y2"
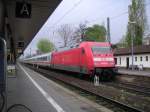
[
  {"x1": 79, "y1": 42, "x2": 115, "y2": 79},
  {"x1": 92, "y1": 45, "x2": 115, "y2": 79}
]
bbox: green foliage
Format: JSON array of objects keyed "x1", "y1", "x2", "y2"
[
  {"x1": 116, "y1": 35, "x2": 127, "y2": 48},
  {"x1": 37, "y1": 38, "x2": 54, "y2": 53},
  {"x1": 84, "y1": 24, "x2": 106, "y2": 42},
  {"x1": 126, "y1": 29, "x2": 132, "y2": 47},
  {"x1": 125, "y1": 0, "x2": 147, "y2": 47}
]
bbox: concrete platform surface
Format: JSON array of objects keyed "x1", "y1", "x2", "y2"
[
  {"x1": 118, "y1": 69, "x2": 150, "y2": 77},
  {"x1": 7, "y1": 63, "x2": 112, "y2": 112}
]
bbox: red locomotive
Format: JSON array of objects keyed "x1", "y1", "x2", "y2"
[{"x1": 23, "y1": 42, "x2": 115, "y2": 79}]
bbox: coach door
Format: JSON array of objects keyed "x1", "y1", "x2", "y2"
[
  {"x1": 80, "y1": 48, "x2": 85, "y2": 73},
  {"x1": 126, "y1": 57, "x2": 129, "y2": 69}
]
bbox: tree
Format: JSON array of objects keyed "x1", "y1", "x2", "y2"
[
  {"x1": 73, "y1": 23, "x2": 87, "y2": 44},
  {"x1": 125, "y1": 0, "x2": 147, "y2": 47},
  {"x1": 37, "y1": 38, "x2": 54, "y2": 53},
  {"x1": 116, "y1": 35, "x2": 128, "y2": 48},
  {"x1": 84, "y1": 24, "x2": 106, "y2": 42},
  {"x1": 57, "y1": 24, "x2": 74, "y2": 47}
]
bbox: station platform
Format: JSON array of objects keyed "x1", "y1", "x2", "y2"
[
  {"x1": 6, "y1": 63, "x2": 112, "y2": 112},
  {"x1": 118, "y1": 68, "x2": 150, "y2": 77}
]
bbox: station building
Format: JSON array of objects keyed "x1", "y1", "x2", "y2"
[{"x1": 114, "y1": 45, "x2": 150, "y2": 69}]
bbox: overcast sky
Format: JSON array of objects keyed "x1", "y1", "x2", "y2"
[{"x1": 24, "y1": 0, "x2": 150, "y2": 56}]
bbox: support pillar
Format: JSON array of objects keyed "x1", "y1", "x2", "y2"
[{"x1": 0, "y1": 0, "x2": 5, "y2": 36}]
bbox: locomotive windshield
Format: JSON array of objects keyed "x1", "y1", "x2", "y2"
[{"x1": 92, "y1": 46, "x2": 111, "y2": 54}]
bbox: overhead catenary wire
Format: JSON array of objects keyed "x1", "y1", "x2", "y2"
[
  {"x1": 49, "y1": 0, "x2": 120, "y2": 28},
  {"x1": 33, "y1": 0, "x2": 84, "y2": 37},
  {"x1": 110, "y1": 11, "x2": 128, "y2": 20},
  {"x1": 46, "y1": 1, "x2": 137, "y2": 29},
  {"x1": 51, "y1": 0, "x2": 84, "y2": 27},
  {"x1": 39, "y1": 0, "x2": 150, "y2": 42},
  {"x1": 110, "y1": 2, "x2": 150, "y2": 19},
  {"x1": 86, "y1": 2, "x2": 150, "y2": 24},
  {"x1": 46, "y1": 1, "x2": 117, "y2": 29},
  {"x1": 44, "y1": 0, "x2": 84, "y2": 43}
]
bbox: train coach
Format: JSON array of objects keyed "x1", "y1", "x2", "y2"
[
  {"x1": 23, "y1": 53, "x2": 51, "y2": 67},
  {"x1": 23, "y1": 41, "x2": 116, "y2": 79}
]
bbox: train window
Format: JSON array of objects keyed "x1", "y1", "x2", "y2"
[
  {"x1": 40, "y1": 58, "x2": 42, "y2": 61},
  {"x1": 48, "y1": 55, "x2": 51, "y2": 60},
  {"x1": 44, "y1": 56, "x2": 47, "y2": 61},
  {"x1": 45, "y1": 56, "x2": 47, "y2": 61},
  {"x1": 91, "y1": 46, "x2": 111, "y2": 54},
  {"x1": 40, "y1": 56, "x2": 47, "y2": 61},
  {"x1": 35, "y1": 58, "x2": 37, "y2": 61}
]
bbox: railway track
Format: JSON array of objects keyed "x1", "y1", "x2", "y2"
[
  {"x1": 102, "y1": 82, "x2": 150, "y2": 97},
  {"x1": 25, "y1": 64, "x2": 147, "y2": 112}
]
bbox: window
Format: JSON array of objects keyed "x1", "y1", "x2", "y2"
[
  {"x1": 91, "y1": 46, "x2": 111, "y2": 54},
  {"x1": 114, "y1": 58, "x2": 117, "y2": 64},
  {"x1": 42, "y1": 56, "x2": 47, "y2": 61},
  {"x1": 48, "y1": 55, "x2": 51, "y2": 61},
  {"x1": 146, "y1": 56, "x2": 148, "y2": 61},
  {"x1": 140, "y1": 56, "x2": 142, "y2": 61},
  {"x1": 120, "y1": 57, "x2": 121, "y2": 65},
  {"x1": 135, "y1": 57, "x2": 137, "y2": 62}
]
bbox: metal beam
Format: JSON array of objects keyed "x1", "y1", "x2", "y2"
[
  {"x1": 5, "y1": 0, "x2": 61, "y2": 58},
  {"x1": 0, "y1": 0, "x2": 5, "y2": 35}
]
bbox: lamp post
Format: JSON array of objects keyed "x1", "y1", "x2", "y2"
[
  {"x1": 128, "y1": 21, "x2": 136, "y2": 70},
  {"x1": 107, "y1": 17, "x2": 111, "y2": 43}
]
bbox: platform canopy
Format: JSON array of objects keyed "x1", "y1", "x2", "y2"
[{"x1": 2, "y1": 0, "x2": 61, "y2": 57}]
